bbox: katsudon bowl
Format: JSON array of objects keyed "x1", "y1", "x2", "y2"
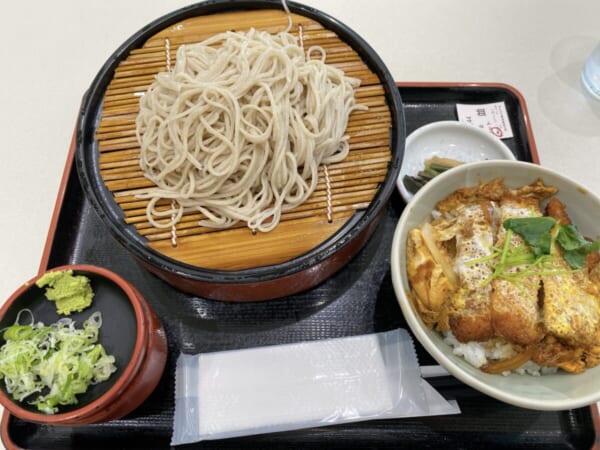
[{"x1": 391, "y1": 160, "x2": 600, "y2": 410}]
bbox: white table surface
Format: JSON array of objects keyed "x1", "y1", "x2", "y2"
[{"x1": 0, "y1": 0, "x2": 599, "y2": 447}]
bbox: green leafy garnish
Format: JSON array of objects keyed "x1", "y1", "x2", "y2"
[
  {"x1": 467, "y1": 216, "x2": 599, "y2": 292},
  {"x1": 502, "y1": 217, "x2": 555, "y2": 257},
  {"x1": 503, "y1": 217, "x2": 600, "y2": 269},
  {"x1": 470, "y1": 229, "x2": 572, "y2": 295},
  {"x1": 556, "y1": 224, "x2": 600, "y2": 268}
]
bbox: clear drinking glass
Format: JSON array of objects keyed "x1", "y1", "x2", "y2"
[{"x1": 581, "y1": 43, "x2": 600, "y2": 100}]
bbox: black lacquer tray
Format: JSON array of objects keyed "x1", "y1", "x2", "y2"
[{"x1": 2, "y1": 83, "x2": 598, "y2": 450}]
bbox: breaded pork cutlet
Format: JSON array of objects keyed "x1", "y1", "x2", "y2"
[
  {"x1": 490, "y1": 182, "x2": 557, "y2": 345},
  {"x1": 542, "y1": 198, "x2": 600, "y2": 349}
]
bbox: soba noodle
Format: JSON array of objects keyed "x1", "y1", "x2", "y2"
[{"x1": 136, "y1": 27, "x2": 365, "y2": 233}]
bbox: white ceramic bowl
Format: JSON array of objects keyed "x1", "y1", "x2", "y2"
[
  {"x1": 391, "y1": 160, "x2": 600, "y2": 410},
  {"x1": 397, "y1": 121, "x2": 516, "y2": 203}
]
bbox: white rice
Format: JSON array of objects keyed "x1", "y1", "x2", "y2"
[{"x1": 442, "y1": 331, "x2": 558, "y2": 376}]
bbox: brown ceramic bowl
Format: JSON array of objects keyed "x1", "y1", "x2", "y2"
[{"x1": 0, "y1": 265, "x2": 167, "y2": 425}]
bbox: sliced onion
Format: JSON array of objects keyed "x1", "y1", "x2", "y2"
[
  {"x1": 0, "y1": 311, "x2": 117, "y2": 414},
  {"x1": 481, "y1": 347, "x2": 534, "y2": 374},
  {"x1": 421, "y1": 222, "x2": 458, "y2": 287}
]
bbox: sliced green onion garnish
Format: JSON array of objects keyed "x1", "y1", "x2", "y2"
[{"x1": 0, "y1": 311, "x2": 117, "y2": 414}]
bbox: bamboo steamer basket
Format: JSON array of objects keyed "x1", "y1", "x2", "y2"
[{"x1": 76, "y1": 0, "x2": 405, "y2": 301}]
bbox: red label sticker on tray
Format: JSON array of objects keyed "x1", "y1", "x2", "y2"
[{"x1": 456, "y1": 102, "x2": 514, "y2": 139}]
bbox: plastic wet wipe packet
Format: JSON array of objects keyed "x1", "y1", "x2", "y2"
[{"x1": 171, "y1": 329, "x2": 459, "y2": 445}]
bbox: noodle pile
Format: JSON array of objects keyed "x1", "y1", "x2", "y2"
[{"x1": 136, "y1": 27, "x2": 364, "y2": 233}]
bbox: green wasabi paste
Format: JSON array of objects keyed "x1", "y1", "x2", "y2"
[{"x1": 35, "y1": 269, "x2": 94, "y2": 315}]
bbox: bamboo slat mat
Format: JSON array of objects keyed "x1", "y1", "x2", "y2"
[{"x1": 96, "y1": 9, "x2": 392, "y2": 271}]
